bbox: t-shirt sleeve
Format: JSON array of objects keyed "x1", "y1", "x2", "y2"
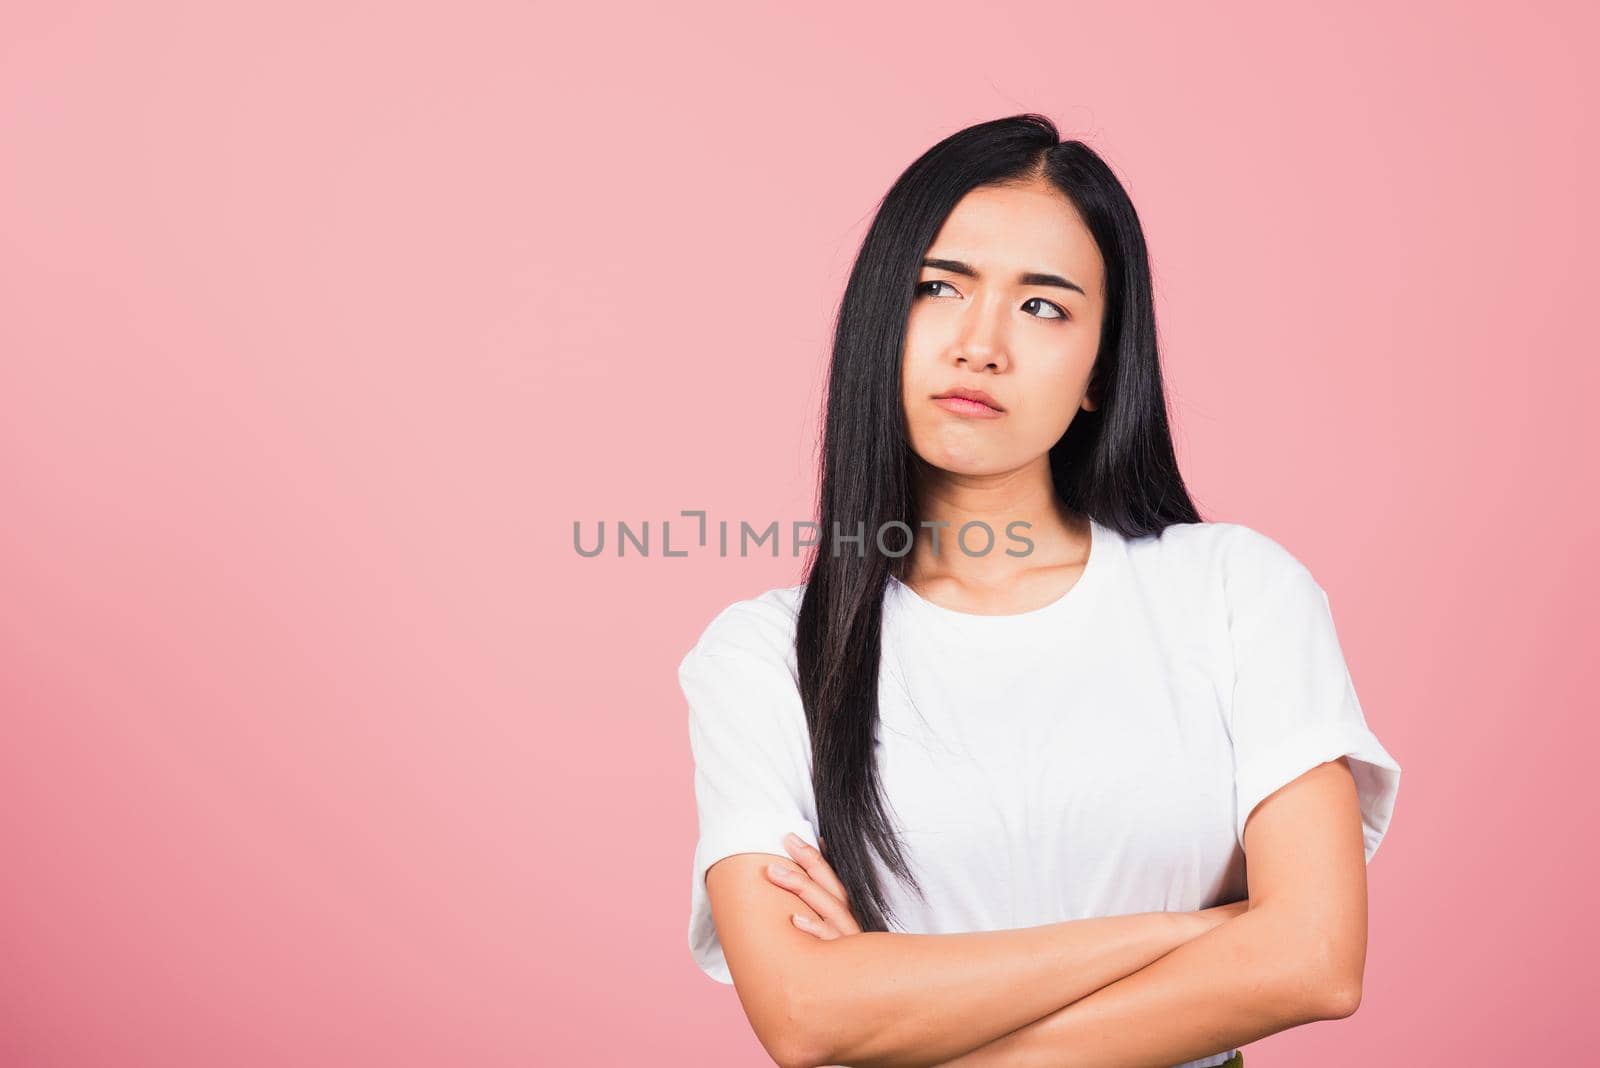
[
  {"x1": 1223, "y1": 528, "x2": 1402, "y2": 863},
  {"x1": 680, "y1": 600, "x2": 820, "y2": 985}
]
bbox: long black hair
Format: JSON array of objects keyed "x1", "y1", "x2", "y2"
[{"x1": 795, "y1": 113, "x2": 1203, "y2": 931}]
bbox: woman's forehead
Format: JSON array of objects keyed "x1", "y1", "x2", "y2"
[{"x1": 929, "y1": 186, "x2": 1102, "y2": 292}]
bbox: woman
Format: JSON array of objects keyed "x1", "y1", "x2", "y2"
[{"x1": 680, "y1": 113, "x2": 1401, "y2": 1068}]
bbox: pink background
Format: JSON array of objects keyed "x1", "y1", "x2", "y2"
[{"x1": 2, "y1": 2, "x2": 1593, "y2": 1064}]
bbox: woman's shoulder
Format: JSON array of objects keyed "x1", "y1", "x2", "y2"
[
  {"x1": 680, "y1": 582, "x2": 806, "y2": 668},
  {"x1": 1123, "y1": 519, "x2": 1319, "y2": 593}
]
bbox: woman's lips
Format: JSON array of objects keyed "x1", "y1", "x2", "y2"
[{"x1": 933, "y1": 395, "x2": 1005, "y2": 418}]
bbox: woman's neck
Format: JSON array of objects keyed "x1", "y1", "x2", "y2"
[{"x1": 903, "y1": 456, "x2": 1090, "y2": 598}]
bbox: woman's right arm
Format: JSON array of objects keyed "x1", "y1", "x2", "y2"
[{"x1": 706, "y1": 853, "x2": 1242, "y2": 1068}]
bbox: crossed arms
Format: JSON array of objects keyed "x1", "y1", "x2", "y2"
[{"x1": 706, "y1": 758, "x2": 1369, "y2": 1068}]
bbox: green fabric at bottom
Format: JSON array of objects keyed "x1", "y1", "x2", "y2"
[{"x1": 1218, "y1": 1053, "x2": 1244, "y2": 1067}]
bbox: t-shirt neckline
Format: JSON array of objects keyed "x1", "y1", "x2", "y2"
[{"x1": 887, "y1": 516, "x2": 1114, "y2": 638}]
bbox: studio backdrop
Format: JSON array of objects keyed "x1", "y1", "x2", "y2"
[{"x1": 1, "y1": 2, "x2": 1592, "y2": 1066}]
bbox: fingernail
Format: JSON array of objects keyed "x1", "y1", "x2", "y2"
[
  {"x1": 784, "y1": 832, "x2": 803, "y2": 849},
  {"x1": 767, "y1": 862, "x2": 793, "y2": 881}
]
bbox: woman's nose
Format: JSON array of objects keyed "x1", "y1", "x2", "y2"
[{"x1": 952, "y1": 306, "x2": 1009, "y2": 371}]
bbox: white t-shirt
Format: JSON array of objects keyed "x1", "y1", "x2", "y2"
[{"x1": 680, "y1": 518, "x2": 1402, "y2": 1068}]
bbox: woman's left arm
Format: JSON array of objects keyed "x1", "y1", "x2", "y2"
[{"x1": 932, "y1": 758, "x2": 1369, "y2": 1068}]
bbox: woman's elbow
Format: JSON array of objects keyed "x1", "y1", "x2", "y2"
[
  {"x1": 1302, "y1": 943, "x2": 1364, "y2": 1020},
  {"x1": 742, "y1": 999, "x2": 824, "y2": 1068},
  {"x1": 774, "y1": 1039, "x2": 828, "y2": 1068},
  {"x1": 774, "y1": 977, "x2": 845, "y2": 1068},
  {"x1": 1320, "y1": 974, "x2": 1363, "y2": 1020},
  {"x1": 1293, "y1": 915, "x2": 1367, "y2": 1021},
  {"x1": 771, "y1": 1018, "x2": 837, "y2": 1068},
  {"x1": 1277, "y1": 927, "x2": 1365, "y2": 1023},
  {"x1": 768, "y1": 1034, "x2": 815, "y2": 1068},
  {"x1": 736, "y1": 959, "x2": 838, "y2": 1068}
]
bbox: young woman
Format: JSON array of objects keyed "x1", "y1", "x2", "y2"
[{"x1": 680, "y1": 114, "x2": 1401, "y2": 1068}]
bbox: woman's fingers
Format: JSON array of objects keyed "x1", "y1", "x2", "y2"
[
  {"x1": 766, "y1": 833, "x2": 863, "y2": 937},
  {"x1": 764, "y1": 859, "x2": 858, "y2": 936},
  {"x1": 782, "y1": 832, "x2": 852, "y2": 907},
  {"x1": 788, "y1": 836, "x2": 860, "y2": 936},
  {"x1": 790, "y1": 912, "x2": 841, "y2": 940}
]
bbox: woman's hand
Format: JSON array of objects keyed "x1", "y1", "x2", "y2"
[{"x1": 764, "y1": 831, "x2": 863, "y2": 940}]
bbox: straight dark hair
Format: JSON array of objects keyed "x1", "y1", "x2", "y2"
[{"x1": 795, "y1": 113, "x2": 1204, "y2": 931}]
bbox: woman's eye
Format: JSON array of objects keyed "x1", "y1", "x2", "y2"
[
  {"x1": 1024, "y1": 297, "x2": 1068, "y2": 321},
  {"x1": 915, "y1": 282, "x2": 1068, "y2": 322}
]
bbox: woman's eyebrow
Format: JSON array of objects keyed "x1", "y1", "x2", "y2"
[{"x1": 922, "y1": 257, "x2": 1086, "y2": 297}]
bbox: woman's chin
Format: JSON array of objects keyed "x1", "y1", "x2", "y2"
[{"x1": 919, "y1": 453, "x2": 1014, "y2": 479}]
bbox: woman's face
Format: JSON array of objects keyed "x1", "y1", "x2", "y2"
[{"x1": 901, "y1": 179, "x2": 1107, "y2": 478}]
